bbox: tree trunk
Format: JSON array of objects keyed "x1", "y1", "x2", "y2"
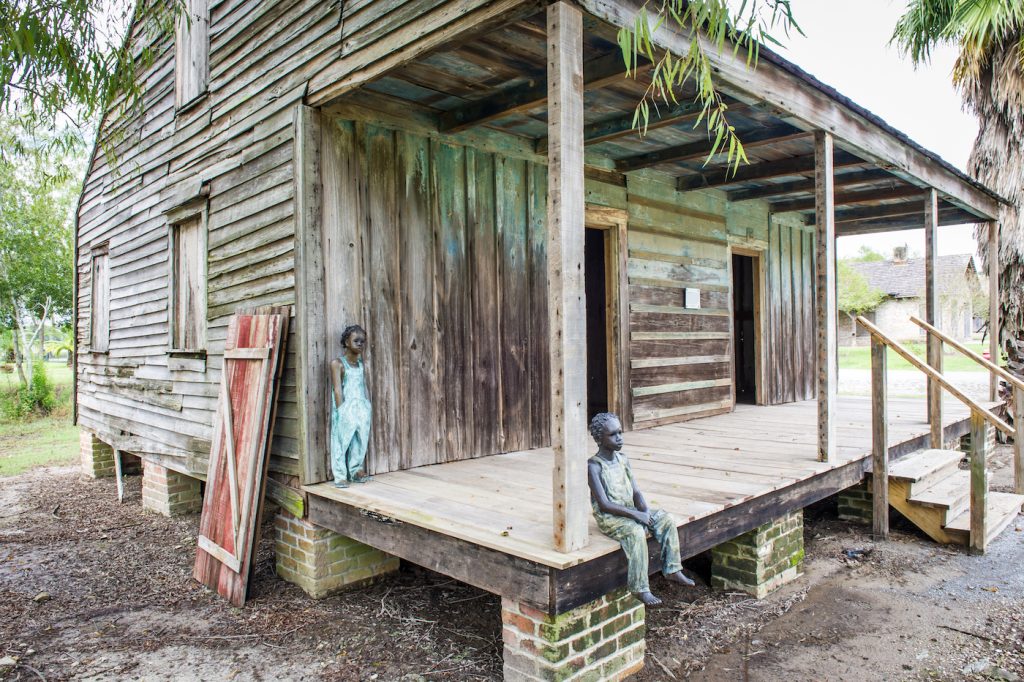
[{"x1": 10, "y1": 326, "x2": 26, "y2": 386}]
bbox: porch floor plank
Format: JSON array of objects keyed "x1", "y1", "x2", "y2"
[{"x1": 305, "y1": 396, "x2": 976, "y2": 570}]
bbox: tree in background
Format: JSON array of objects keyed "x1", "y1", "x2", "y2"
[
  {"x1": 892, "y1": 1, "x2": 1024, "y2": 370},
  {"x1": 0, "y1": 117, "x2": 77, "y2": 396},
  {"x1": 852, "y1": 245, "x2": 887, "y2": 262},
  {"x1": 1, "y1": 0, "x2": 179, "y2": 163},
  {"x1": 838, "y1": 260, "x2": 886, "y2": 346}
]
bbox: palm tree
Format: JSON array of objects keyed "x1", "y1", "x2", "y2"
[{"x1": 892, "y1": 1, "x2": 1024, "y2": 369}]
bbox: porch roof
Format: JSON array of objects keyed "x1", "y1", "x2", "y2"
[{"x1": 314, "y1": 1, "x2": 1004, "y2": 233}]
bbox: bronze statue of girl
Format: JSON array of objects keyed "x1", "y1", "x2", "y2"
[{"x1": 330, "y1": 324, "x2": 373, "y2": 488}]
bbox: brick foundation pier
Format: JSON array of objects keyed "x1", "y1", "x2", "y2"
[{"x1": 711, "y1": 511, "x2": 805, "y2": 599}]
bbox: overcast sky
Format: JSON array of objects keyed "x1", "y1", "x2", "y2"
[{"x1": 771, "y1": 0, "x2": 980, "y2": 261}]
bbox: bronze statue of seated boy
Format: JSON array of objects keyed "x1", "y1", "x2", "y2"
[{"x1": 587, "y1": 412, "x2": 695, "y2": 606}]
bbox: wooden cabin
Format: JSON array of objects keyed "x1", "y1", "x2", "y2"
[{"x1": 76, "y1": 0, "x2": 1018, "y2": 679}]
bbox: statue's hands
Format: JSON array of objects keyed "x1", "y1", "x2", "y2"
[{"x1": 633, "y1": 510, "x2": 652, "y2": 527}]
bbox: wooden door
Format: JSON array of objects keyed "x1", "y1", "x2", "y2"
[{"x1": 194, "y1": 310, "x2": 288, "y2": 606}]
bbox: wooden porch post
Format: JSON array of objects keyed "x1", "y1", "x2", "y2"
[
  {"x1": 547, "y1": 0, "x2": 589, "y2": 552},
  {"x1": 925, "y1": 189, "x2": 942, "y2": 448},
  {"x1": 989, "y1": 221, "x2": 1000, "y2": 402},
  {"x1": 814, "y1": 131, "x2": 837, "y2": 462}
]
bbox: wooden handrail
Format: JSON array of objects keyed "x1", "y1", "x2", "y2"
[
  {"x1": 910, "y1": 315, "x2": 1024, "y2": 392},
  {"x1": 856, "y1": 316, "x2": 1014, "y2": 436}
]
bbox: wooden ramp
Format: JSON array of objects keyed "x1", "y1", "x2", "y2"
[{"x1": 305, "y1": 397, "x2": 978, "y2": 571}]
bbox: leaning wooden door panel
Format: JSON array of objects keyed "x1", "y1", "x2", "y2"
[{"x1": 194, "y1": 311, "x2": 288, "y2": 607}]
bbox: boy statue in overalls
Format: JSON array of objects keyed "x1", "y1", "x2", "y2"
[{"x1": 587, "y1": 412, "x2": 695, "y2": 606}]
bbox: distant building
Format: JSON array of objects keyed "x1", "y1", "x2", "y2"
[{"x1": 840, "y1": 247, "x2": 980, "y2": 346}]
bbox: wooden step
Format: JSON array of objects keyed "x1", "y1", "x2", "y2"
[
  {"x1": 908, "y1": 469, "x2": 971, "y2": 525},
  {"x1": 945, "y1": 492, "x2": 1024, "y2": 547},
  {"x1": 888, "y1": 449, "x2": 964, "y2": 493}
]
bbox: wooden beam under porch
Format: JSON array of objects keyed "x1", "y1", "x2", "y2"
[{"x1": 304, "y1": 396, "x2": 981, "y2": 614}]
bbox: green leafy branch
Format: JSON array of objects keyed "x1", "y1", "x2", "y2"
[{"x1": 617, "y1": 0, "x2": 801, "y2": 174}]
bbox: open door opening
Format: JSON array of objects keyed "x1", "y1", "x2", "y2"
[
  {"x1": 585, "y1": 227, "x2": 609, "y2": 418},
  {"x1": 732, "y1": 253, "x2": 758, "y2": 404}
]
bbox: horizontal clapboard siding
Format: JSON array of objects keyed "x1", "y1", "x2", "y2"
[
  {"x1": 76, "y1": 0, "x2": 348, "y2": 479},
  {"x1": 624, "y1": 175, "x2": 733, "y2": 426}
]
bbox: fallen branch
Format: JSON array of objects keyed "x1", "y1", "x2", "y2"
[{"x1": 938, "y1": 624, "x2": 995, "y2": 642}]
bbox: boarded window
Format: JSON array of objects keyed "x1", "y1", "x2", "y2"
[
  {"x1": 175, "y1": 0, "x2": 209, "y2": 107},
  {"x1": 90, "y1": 247, "x2": 110, "y2": 352},
  {"x1": 170, "y1": 218, "x2": 206, "y2": 350}
]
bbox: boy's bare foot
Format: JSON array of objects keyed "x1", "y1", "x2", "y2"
[
  {"x1": 667, "y1": 571, "x2": 695, "y2": 587},
  {"x1": 635, "y1": 591, "x2": 662, "y2": 606}
]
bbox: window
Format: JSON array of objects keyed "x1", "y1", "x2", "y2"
[
  {"x1": 170, "y1": 217, "x2": 206, "y2": 351},
  {"x1": 90, "y1": 245, "x2": 110, "y2": 352},
  {"x1": 175, "y1": 0, "x2": 209, "y2": 108}
]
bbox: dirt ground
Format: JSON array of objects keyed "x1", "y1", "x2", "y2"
[{"x1": 1, "y1": 449, "x2": 1022, "y2": 681}]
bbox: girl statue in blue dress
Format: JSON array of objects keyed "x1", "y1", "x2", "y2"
[{"x1": 330, "y1": 324, "x2": 373, "y2": 488}]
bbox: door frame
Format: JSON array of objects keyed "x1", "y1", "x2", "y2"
[
  {"x1": 584, "y1": 205, "x2": 631, "y2": 429},
  {"x1": 729, "y1": 245, "x2": 767, "y2": 406}
]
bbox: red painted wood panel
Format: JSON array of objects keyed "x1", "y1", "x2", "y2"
[{"x1": 194, "y1": 309, "x2": 289, "y2": 606}]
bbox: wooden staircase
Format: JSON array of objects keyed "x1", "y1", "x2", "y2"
[{"x1": 885, "y1": 448, "x2": 1024, "y2": 547}]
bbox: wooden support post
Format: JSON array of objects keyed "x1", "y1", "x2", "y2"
[
  {"x1": 989, "y1": 221, "x2": 1000, "y2": 402},
  {"x1": 870, "y1": 337, "x2": 888, "y2": 538},
  {"x1": 547, "y1": 0, "x2": 589, "y2": 553},
  {"x1": 113, "y1": 449, "x2": 125, "y2": 504},
  {"x1": 925, "y1": 189, "x2": 943, "y2": 447},
  {"x1": 294, "y1": 104, "x2": 329, "y2": 485},
  {"x1": 969, "y1": 409, "x2": 989, "y2": 554},
  {"x1": 1015, "y1": 385, "x2": 1024, "y2": 497},
  {"x1": 814, "y1": 131, "x2": 837, "y2": 462}
]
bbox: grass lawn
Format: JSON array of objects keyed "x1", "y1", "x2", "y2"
[
  {"x1": 839, "y1": 341, "x2": 997, "y2": 373},
  {"x1": 0, "y1": 360, "x2": 79, "y2": 477}
]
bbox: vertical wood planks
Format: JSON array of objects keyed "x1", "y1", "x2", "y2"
[
  {"x1": 547, "y1": 0, "x2": 589, "y2": 552},
  {"x1": 989, "y1": 222, "x2": 1000, "y2": 402},
  {"x1": 294, "y1": 105, "x2": 329, "y2": 485},
  {"x1": 815, "y1": 131, "x2": 837, "y2": 462},
  {"x1": 969, "y1": 409, "x2": 989, "y2": 554},
  {"x1": 398, "y1": 131, "x2": 437, "y2": 468},
  {"x1": 321, "y1": 119, "x2": 368, "y2": 474},
  {"x1": 779, "y1": 222, "x2": 794, "y2": 403},
  {"x1": 527, "y1": 163, "x2": 551, "y2": 448},
  {"x1": 925, "y1": 189, "x2": 942, "y2": 448},
  {"x1": 433, "y1": 140, "x2": 471, "y2": 461},
  {"x1": 497, "y1": 157, "x2": 530, "y2": 453},
  {"x1": 468, "y1": 148, "x2": 501, "y2": 459},
  {"x1": 871, "y1": 336, "x2": 888, "y2": 538},
  {"x1": 803, "y1": 229, "x2": 815, "y2": 400},
  {"x1": 362, "y1": 123, "x2": 403, "y2": 473}
]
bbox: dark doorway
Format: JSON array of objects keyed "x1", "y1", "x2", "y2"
[
  {"x1": 585, "y1": 228, "x2": 609, "y2": 418},
  {"x1": 732, "y1": 253, "x2": 758, "y2": 404}
]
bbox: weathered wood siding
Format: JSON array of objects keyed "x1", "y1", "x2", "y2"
[
  {"x1": 321, "y1": 118, "x2": 550, "y2": 474},
  {"x1": 624, "y1": 175, "x2": 733, "y2": 426},
  {"x1": 77, "y1": 0, "x2": 324, "y2": 479},
  {"x1": 764, "y1": 220, "x2": 817, "y2": 404},
  {"x1": 586, "y1": 170, "x2": 815, "y2": 425}
]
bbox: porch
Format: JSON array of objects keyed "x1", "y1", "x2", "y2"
[{"x1": 304, "y1": 395, "x2": 978, "y2": 613}]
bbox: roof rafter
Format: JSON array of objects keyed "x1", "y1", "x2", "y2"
[
  {"x1": 616, "y1": 124, "x2": 808, "y2": 172},
  {"x1": 726, "y1": 169, "x2": 895, "y2": 202},
  {"x1": 770, "y1": 185, "x2": 929, "y2": 214},
  {"x1": 536, "y1": 99, "x2": 751, "y2": 153},
  {"x1": 439, "y1": 50, "x2": 651, "y2": 133},
  {"x1": 676, "y1": 151, "x2": 862, "y2": 192}
]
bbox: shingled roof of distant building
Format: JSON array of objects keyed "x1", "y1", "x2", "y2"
[{"x1": 848, "y1": 254, "x2": 977, "y2": 300}]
